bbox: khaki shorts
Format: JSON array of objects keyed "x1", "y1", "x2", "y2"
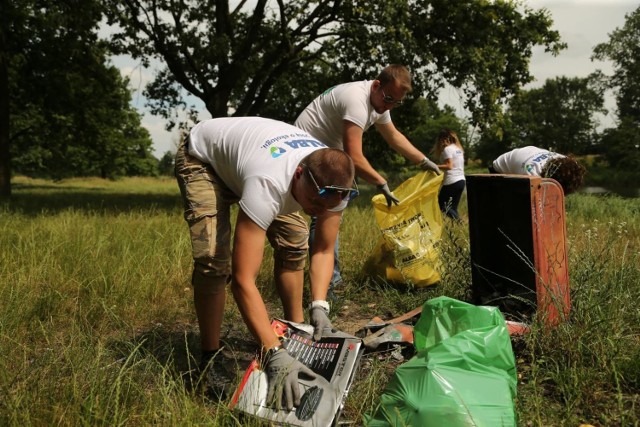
[{"x1": 175, "y1": 137, "x2": 308, "y2": 294}]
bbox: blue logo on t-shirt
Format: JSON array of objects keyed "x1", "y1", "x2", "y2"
[
  {"x1": 525, "y1": 152, "x2": 551, "y2": 173},
  {"x1": 270, "y1": 146, "x2": 286, "y2": 158},
  {"x1": 321, "y1": 86, "x2": 336, "y2": 96},
  {"x1": 284, "y1": 139, "x2": 326, "y2": 149}
]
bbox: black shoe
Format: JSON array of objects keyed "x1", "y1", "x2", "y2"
[{"x1": 198, "y1": 349, "x2": 238, "y2": 401}]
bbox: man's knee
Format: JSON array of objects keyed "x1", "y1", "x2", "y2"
[
  {"x1": 192, "y1": 263, "x2": 230, "y2": 295},
  {"x1": 274, "y1": 248, "x2": 307, "y2": 271},
  {"x1": 267, "y1": 212, "x2": 309, "y2": 271}
]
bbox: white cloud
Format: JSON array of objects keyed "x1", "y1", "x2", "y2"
[
  {"x1": 527, "y1": 1, "x2": 636, "y2": 85},
  {"x1": 525, "y1": 1, "x2": 637, "y2": 128}
]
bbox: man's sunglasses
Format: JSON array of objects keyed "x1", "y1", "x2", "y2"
[
  {"x1": 305, "y1": 166, "x2": 359, "y2": 202},
  {"x1": 381, "y1": 88, "x2": 403, "y2": 106}
]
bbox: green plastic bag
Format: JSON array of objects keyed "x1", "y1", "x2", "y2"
[
  {"x1": 413, "y1": 295, "x2": 509, "y2": 352},
  {"x1": 364, "y1": 171, "x2": 444, "y2": 288},
  {"x1": 366, "y1": 297, "x2": 517, "y2": 427}
]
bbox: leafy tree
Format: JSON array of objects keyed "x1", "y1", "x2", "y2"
[
  {"x1": 360, "y1": 98, "x2": 468, "y2": 176},
  {"x1": 599, "y1": 118, "x2": 640, "y2": 170},
  {"x1": 592, "y1": 6, "x2": 640, "y2": 170},
  {"x1": 474, "y1": 123, "x2": 513, "y2": 167},
  {"x1": 104, "y1": 0, "x2": 564, "y2": 132},
  {"x1": 504, "y1": 75, "x2": 606, "y2": 155},
  {"x1": 340, "y1": 0, "x2": 565, "y2": 127},
  {"x1": 403, "y1": 99, "x2": 470, "y2": 156},
  {"x1": 158, "y1": 151, "x2": 175, "y2": 176},
  {"x1": 593, "y1": 6, "x2": 640, "y2": 126},
  {"x1": 474, "y1": 75, "x2": 606, "y2": 165},
  {"x1": 0, "y1": 0, "x2": 21, "y2": 196},
  {"x1": 3, "y1": 0, "x2": 157, "y2": 186},
  {"x1": 258, "y1": 59, "x2": 340, "y2": 124}
]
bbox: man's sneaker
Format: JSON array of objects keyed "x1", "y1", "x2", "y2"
[{"x1": 197, "y1": 349, "x2": 238, "y2": 401}]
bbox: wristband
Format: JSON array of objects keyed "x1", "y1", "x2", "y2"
[
  {"x1": 309, "y1": 300, "x2": 330, "y2": 313},
  {"x1": 263, "y1": 345, "x2": 283, "y2": 364}
]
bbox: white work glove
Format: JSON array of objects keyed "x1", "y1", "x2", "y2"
[
  {"x1": 265, "y1": 348, "x2": 317, "y2": 410},
  {"x1": 377, "y1": 182, "x2": 400, "y2": 207},
  {"x1": 419, "y1": 157, "x2": 441, "y2": 175},
  {"x1": 309, "y1": 301, "x2": 333, "y2": 341}
]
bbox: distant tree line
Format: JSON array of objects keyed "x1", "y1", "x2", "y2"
[
  {"x1": 2, "y1": 0, "x2": 159, "y2": 194},
  {"x1": 476, "y1": 2, "x2": 640, "y2": 169},
  {"x1": 2, "y1": 0, "x2": 639, "y2": 197}
]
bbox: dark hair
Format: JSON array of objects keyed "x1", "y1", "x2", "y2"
[
  {"x1": 541, "y1": 156, "x2": 586, "y2": 195},
  {"x1": 432, "y1": 128, "x2": 463, "y2": 158}
]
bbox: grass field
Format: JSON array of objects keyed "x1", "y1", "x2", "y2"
[{"x1": 1, "y1": 175, "x2": 639, "y2": 426}]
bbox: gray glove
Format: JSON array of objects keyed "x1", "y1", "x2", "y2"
[
  {"x1": 419, "y1": 157, "x2": 441, "y2": 175},
  {"x1": 310, "y1": 306, "x2": 333, "y2": 341},
  {"x1": 377, "y1": 183, "x2": 400, "y2": 207},
  {"x1": 265, "y1": 348, "x2": 317, "y2": 410}
]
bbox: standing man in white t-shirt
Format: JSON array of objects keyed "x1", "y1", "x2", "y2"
[
  {"x1": 294, "y1": 64, "x2": 441, "y2": 292},
  {"x1": 175, "y1": 117, "x2": 358, "y2": 409}
]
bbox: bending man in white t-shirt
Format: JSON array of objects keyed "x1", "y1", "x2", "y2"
[
  {"x1": 490, "y1": 146, "x2": 586, "y2": 195},
  {"x1": 175, "y1": 117, "x2": 358, "y2": 409},
  {"x1": 294, "y1": 64, "x2": 441, "y2": 291}
]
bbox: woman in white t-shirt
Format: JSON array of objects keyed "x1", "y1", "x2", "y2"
[{"x1": 433, "y1": 128, "x2": 466, "y2": 220}]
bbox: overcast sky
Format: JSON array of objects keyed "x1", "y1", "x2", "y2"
[{"x1": 114, "y1": 0, "x2": 639, "y2": 157}]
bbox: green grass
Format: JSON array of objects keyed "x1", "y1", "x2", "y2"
[{"x1": 1, "y1": 175, "x2": 639, "y2": 426}]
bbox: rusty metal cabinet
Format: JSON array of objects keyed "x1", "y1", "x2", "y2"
[{"x1": 466, "y1": 174, "x2": 570, "y2": 326}]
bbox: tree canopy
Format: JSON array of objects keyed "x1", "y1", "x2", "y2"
[
  {"x1": 592, "y1": 5, "x2": 640, "y2": 169},
  {"x1": 1, "y1": 0, "x2": 158, "y2": 194},
  {"x1": 1, "y1": 0, "x2": 577, "y2": 194},
  {"x1": 592, "y1": 5, "x2": 640, "y2": 127},
  {"x1": 473, "y1": 75, "x2": 606, "y2": 164},
  {"x1": 104, "y1": 0, "x2": 565, "y2": 131},
  {"x1": 507, "y1": 75, "x2": 606, "y2": 155}
]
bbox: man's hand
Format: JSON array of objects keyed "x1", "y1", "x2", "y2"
[
  {"x1": 265, "y1": 348, "x2": 317, "y2": 410},
  {"x1": 419, "y1": 157, "x2": 441, "y2": 175},
  {"x1": 377, "y1": 183, "x2": 400, "y2": 207},
  {"x1": 309, "y1": 304, "x2": 333, "y2": 341}
]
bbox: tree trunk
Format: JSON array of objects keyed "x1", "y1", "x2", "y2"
[{"x1": 0, "y1": 8, "x2": 11, "y2": 198}]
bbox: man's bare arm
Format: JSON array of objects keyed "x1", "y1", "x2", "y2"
[
  {"x1": 231, "y1": 209, "x2": 281, "y2": 350},
  {"x1": 342, "y1": 120, "x2": 387, "y2": 185}
]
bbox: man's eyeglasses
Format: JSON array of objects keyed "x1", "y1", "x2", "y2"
[
  {"x1": 381, "y1": 88, "x2": 404, "y2": 106},
  {"x1": 305, "y1": 166, "x2": 359, "y2": 202}
]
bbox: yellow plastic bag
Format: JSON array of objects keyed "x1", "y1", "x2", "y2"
[{"x1": 364, "y1": 171, "x2": 444, "y2": 287}]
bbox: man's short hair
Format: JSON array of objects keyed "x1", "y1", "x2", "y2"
[
  {"x1": 303, "y1": 148, "x2": 354, "y2": 189},
  {"x1": 377, "y1": 64, "x2": 412, "y2": 93},
  {"x1": 542, "y1": 156, "x2": 586, "y2": 195}
]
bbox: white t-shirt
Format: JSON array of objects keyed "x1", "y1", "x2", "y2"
[
  {"x1": 294, "y1": 80, "x2": 392, "y2": 149},
  {"x1": 188, "y1": 117, "x2": 344, "y2": 230},
  {"x1": 440, "y1": 144, "x2": 465, "y2": 186},
  {"x1": 492, "y1": 146, "x2": 565, "y2": 177}
]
